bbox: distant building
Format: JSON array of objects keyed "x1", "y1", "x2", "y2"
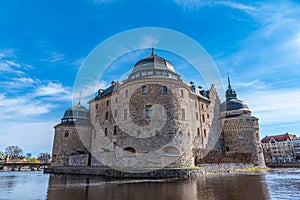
[
  {"x1": 293, "y1": 139, "x2": 300, "y2": 160},
  {"x1": 261, "y1": 133, "x2": 298, "y2": 162},
  {"x1": 51, "y1": 51, "x2": 265, "y2": 169}
]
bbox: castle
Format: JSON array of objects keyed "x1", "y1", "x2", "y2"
[{"x1": 51, "y1": 51, "x2": 265, "y2": 171}]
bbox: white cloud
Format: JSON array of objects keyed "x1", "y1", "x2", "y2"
[
  {"x1": 239, "y1": 87, "x2": 300, "y2": 125},
  {"x1": 0, "y1": 93, "x2": 53, "y2": 120},
  {"x1": 41, "y1": 51, "x2": 65, "y2": 63},
  {"x1": 34, "y1": 82, "x2": 70, "y2": 97},
  {"x1": 174, "y1": 0, "x2": 256, "y2": 12}
]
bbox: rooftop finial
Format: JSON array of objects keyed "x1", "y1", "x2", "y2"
[
  {"x1": 227, "y1": 72, "x2": 231, "y2": 88},
  {"x1": 78, "y1": 91, "x2": 82, "y2": 104},
  {"x1": 151, "y1": 33, "x2": 154, "y2": 55}
]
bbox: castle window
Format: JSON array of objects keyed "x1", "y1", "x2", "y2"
[
  {"x1": 238, "y1": 132, "x2": 243, "y2": 139},
  {"x1": 203, "y1": 129, "x2": 207, "y2": 137},
  {"x1": 114, "y1": 126, "x2": 117, "y2": 135},
  {"x1": 180, "y1": 89, "x2": 184, "y2": 97},
  {"x1": 145, "y1": 105, "x2": 152, "y2": 118},
  {"x1": 104, "y1": 128, "x2": 108, "y2": 136},
  {"x1": 226, "y1": 146, "x2": 230, "y2": 151},
  {"x1": 125, "y1": 89, "x2": 128, "y2": 97},
  {"x1": 162, "y1": 86, "x2": 168, "y2": 93},
  {"x1": 196, "y1": 112, "x2": 199, "y2": 120},
  {"x1": 64, "y1": 130, "x2": 69, "y2": 137},
  {"x1": 181, "y1": 109, "x2": 185, "y2": 120},
  {"x1": 197, "y1": 128, "x2": 200, "y2": 137},
  {"x1": 148, "y1": 71, "x2": 153, "y2": 76},
  {"x1": 141, "y1": 86, "x2": 147, "y2": 94},
  {"x1": 114, "y1": 109, "x2": 117, "y2": 117},
  {"x1": 106, "y1": 100, "x2": 109, "y2": 106},
  {"x1": 124, "y1": 109, "x2": 128, "y2": 120},
  {"x1": 105, "y1": 112, "x2": 109, "y2": 120},
  {"x1": 202, "y1": 114, "x2": 205, "y2": 122},
  {"x1": 124, "y1": 147, "x2": 136, "y2": 153}
]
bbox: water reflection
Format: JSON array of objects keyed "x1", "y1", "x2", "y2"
[{"x1": 47, "y1": 171, "x2": 270, "y2": 200}]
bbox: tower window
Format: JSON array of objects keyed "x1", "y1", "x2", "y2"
[
  {"x1": 180, "y1": 89, "x2": 184, "y2": 97},
  {"x1": 104, "y1": 128, "x2": 108, "y2": 136},
  {"x1": 114, "y1": 126, "x2": 117, "y2": 135},
  {"x1": 114, "y1": 109, "x2": 117, "y2": 117},
  {"x1": 141, "y1": 86, "x2": 147, "y2": 94},
  {"x1": 125, "y1": 89, "x2": 128, "y2": 97},
  {"x1": 201, "y1": 103, "x2": 204, "y2": 109},
  {"x1": 207, "y1": 114, "x2": 209, "y2": 119},
  {"x1": 124, "y1": 109, "x2": 128, "y2": 120},
  {"x1": 106, "y1": 100, "x2": 109, "y2": 106},
  {"x1": 202, "y1": 114, "x2": 205, "y2": 122},
  {"x1": 145, "y1": 105, "x2": 152, "y2": 118},
  {"x1": 203, "y1": 129, "x2": 207, "y2": 137},
  {"x1": 197, "y1": 128, "x2": 200, "y2": 137},
  {"x1": 226, "y1": 146, "x2": 230, "y2": 151},
  {"x1": 105, "y1": 112, "x2": 109, "y2": 120},
  {"x1": 64, "y1": 130, "x2": 69, "y2": 137},
  {"x1": 96, "y1": 103, "x2": 98, "y2": 110},
  {"x1": 196, "y1": 112, "x2": 199, "y2": 120},
  {"x1": 162, "y1": 86, "x2": 168, "y2": 93},
  {"x1": 115, "y1": 97, "x2": 118, "y2": 103},
  {"x1": 238, "y1": 132, "x2": 243, "y2": 139},
  {"x1": 181, "y1": 109, "x2": 185, "y2": 120}
]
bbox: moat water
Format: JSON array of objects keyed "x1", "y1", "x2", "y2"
[{"x1": 0, "y1": 168, "x2": 299, "y2": 200}]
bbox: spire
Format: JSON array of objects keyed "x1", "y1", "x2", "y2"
[
  {"x1": 151, "y1": 33, "x2": 154, "y2": 55},
  {"x1": 78, "y1": 91, "x2": 82, "y2": 104},
  {"x1": 225, "y1": 75, "x2": 237, "y2": 100},
  {"x1": 227, "y1": 73, "x2": 231, "y2": 88}
]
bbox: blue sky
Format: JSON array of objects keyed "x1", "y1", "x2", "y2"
[{"x1": 1, "y1": 0, "x2": 300, "y2": 156}]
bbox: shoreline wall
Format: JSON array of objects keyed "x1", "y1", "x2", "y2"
[{"x1": 44, "y1": 163, "x2": 257, "y2": 179}]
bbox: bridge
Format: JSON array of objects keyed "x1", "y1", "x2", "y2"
[{"x1": 0, "y1": 163, "x2": 50, "y2": 171}]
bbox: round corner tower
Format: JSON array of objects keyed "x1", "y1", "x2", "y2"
[
  {"x1": 51, "y1": 103, "x2": 92, "y2": 166},
  {"x1": 220, "y1": 77, "x2": 265, "y2": 167}
]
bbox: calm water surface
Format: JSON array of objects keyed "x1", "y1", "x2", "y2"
[{"x1": 0, "y1": 168, "x2": 300, "y2": 200}]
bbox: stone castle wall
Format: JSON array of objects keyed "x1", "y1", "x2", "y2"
[{"x1": 52, "y1": 124, "x2": 92, "y2": 166}]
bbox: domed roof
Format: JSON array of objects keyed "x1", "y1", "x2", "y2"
[
  {"x1": 131, "y1": 52, "x2": 175, "y2": 74},
  {"x1": 62, "y1": 103, "x2": 89, "y2": 120},
  {"x1": 221, "y1": 98, "x2": 249, "y2": 112},
  {"x1": 221, "y1": 76, "x2": 249, "y2": 112}
]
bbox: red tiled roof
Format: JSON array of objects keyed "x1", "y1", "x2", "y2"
[{"x1": 261, "y1": 133, "x2": 297, "y2": 143}]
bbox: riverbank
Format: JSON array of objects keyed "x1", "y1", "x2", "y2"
[
  {"x1": 266, "y1": 162, "x2": 300, "y2": 168},
  {"x1": 44, "y1": 163, "x2": 267, "y2": 179}
]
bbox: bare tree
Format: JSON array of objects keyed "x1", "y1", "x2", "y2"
[
  {"x1": 37, "y1": 153, "x2": 51, "y2": 163},
  {"x1": 5, "y1": 146, "x2": 23, "y2": 159},
  {"x1": 26, "y1": 153, "x2": 32, "y2": 158}
]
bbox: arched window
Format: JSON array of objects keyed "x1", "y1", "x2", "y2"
[{"x1": 123, "y1": 147, "x2": 136, "y2": 153}]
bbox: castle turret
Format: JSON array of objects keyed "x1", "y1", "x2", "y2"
[
  {"x1": 220, "y1": 77, "x2": 265, "y2": 167},
  {"x1": 51, "y1": 103, "x2": 92, "y2": 166}
]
